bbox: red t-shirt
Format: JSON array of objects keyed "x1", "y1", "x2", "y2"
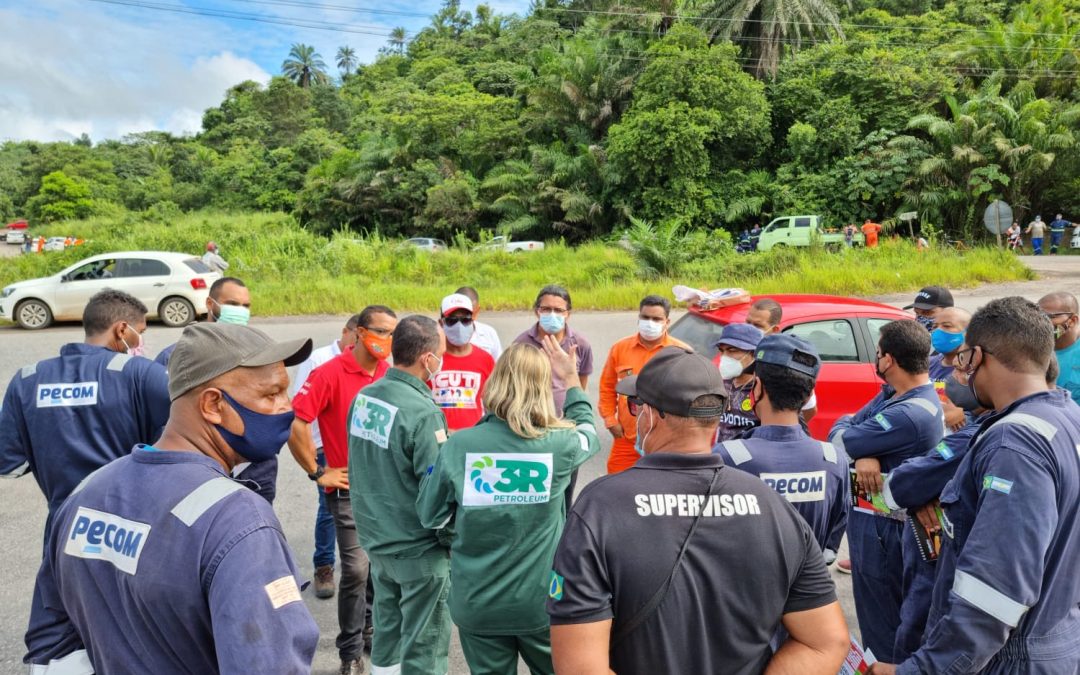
[
  {"x1": 429, "y1": 347, "x2": 496, "y2": 430},
  {"x1": 292, "y1": 348, "x2": 389, "y2": 471}
]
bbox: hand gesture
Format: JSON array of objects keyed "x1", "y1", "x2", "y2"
[
  {"x1": 542, "y1": 334, "x2": 580, "y2": 388},
  {"x1": 317, "y1": 466, "x2": 350, "y2": 490},
  {"x1": 855, "y1": 457, "x2": 883, "y2": 497}
]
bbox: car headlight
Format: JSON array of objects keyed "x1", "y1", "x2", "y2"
[{"x1": 0, "y1": 287, "x2": 14, "y2": 299}]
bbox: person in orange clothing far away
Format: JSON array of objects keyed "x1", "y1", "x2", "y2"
[
  {"x1": 599, "y1": 295, "x2": 687, "y2": 473},
  {"x1": 861, "y1": 218, "x2": 883, "y2": 248}
]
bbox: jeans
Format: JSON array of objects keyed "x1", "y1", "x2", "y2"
[
  {"x1": 327, "y1": 491, "x2": 371, "y2": 662},
  {"x1": 313, "y1": 451, "x2": 336, "y2": 569}
]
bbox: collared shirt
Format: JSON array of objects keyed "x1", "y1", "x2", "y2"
[
  {"x1": 829, "y1": 382, "x2": 945, "y2": 473},
  {"x1": 547, "y1": 452, "x2": 836, "y2": 675},
  {"x1": 1049, "y1": 218, "x2": 1070, "y2": 233},
  {"x1": 471, "y1": 321, "x2": 503, "y2": 361},
  {"x1": 513, "y1": 324, "x2": 594, "y2": 414},
  {"x1": 291, "y1": 348, "x2": 389, "y2": 473},
  {"x1": 289, "y1": 339, "x2": 343, "y2": 448},
  {"x1": 598, "y1": 332, "x2": 687, "y2": 434},
  {"x1": 26, "y1": 447, "x2": 318, "y2": 673}
]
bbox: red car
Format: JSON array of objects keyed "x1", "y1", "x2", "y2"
[{"x1": 667, "y1": 294, "x2": 912, "y2": 440}]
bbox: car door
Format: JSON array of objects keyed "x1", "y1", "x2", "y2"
[
  {"x1": 782, "y1": 317, "x2": 879, "y2": 439},
  {"x1": 114, "y1": 257, "x2": 173, "y2": 313},
  {"x1": 52, "y1": 258, "x2": 119, "y2": 319},
  {"x1": 793, "y1": 217, "x2": 813, "y2": 245}
]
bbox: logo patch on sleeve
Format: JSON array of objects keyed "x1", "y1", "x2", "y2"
[
  {"x1": 548, "y1": 571, "x2": 564, "y2": 601},
  {"x1": 464, "y1": 453, "x2": 552, "y2": 506},
  {"x1": 874, "y1": 413, "x2": 893, "y2": 431},
  {"x1": 982, "y1": 475, "x2": 1013, "y2": 494},
  {"x1": 63, "y1": 507, "x2": 150, "y2": 575},
  {"x1": 349, "y1": 395, "x2": 399, "y2": 449},
  {"x1": 37, "y1": 382, "x2": 98, "y2": 408},
  {"x1": 935, "y1": 442, "x2": 954, "y2": 460},
  {"x1": 264, "y1": 575, "x2": 303, "y2": 609}
]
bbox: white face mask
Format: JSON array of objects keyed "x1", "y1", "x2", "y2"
[
  {"x1": 424, "y1": 353, "x2": 443, "y2": 382},
  {"x1": 638, "y1": 319, "x2": 664, "y2": 341},
  {"x1": 719, "y1": 355, "x2": 745, "y2": 380}
]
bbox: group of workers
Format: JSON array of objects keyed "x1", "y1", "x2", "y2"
[{"x1": 2, "y1": 271, "x2": 1079, "y2": 675}]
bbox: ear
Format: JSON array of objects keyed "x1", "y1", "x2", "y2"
[{"x1": 198, "y1": 388, "x2": 228, "y2": 426}]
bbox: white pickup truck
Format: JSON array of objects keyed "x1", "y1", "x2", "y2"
[{"x1": 475, "y1": 235, "x2": 545, "y2": 253}]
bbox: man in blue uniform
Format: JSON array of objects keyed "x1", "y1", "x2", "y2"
[
  {"x1": 829, "y1": 320, "x2": 944, "y2": 662},
  {"x1": 928, "y1": 307, "x2": 970, "y2": 432},
  {"x1": 25, "y1": 322, "x2": 319, "y2": 674},
  {"x1": 1048, "y1": 213, "x2": 1072, "y2": 254},
  {"x1": 714, "y1": 334, "x2": 848, "y2": 563},
  {"x1": 872, "y1": 297, "x2": 1080, "y2": 674}
]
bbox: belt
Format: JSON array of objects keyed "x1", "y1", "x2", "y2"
[{"x1": 328, "y1": 488, "x2": 350, "y2": 498}]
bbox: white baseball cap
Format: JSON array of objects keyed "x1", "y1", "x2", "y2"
[{"x1": 441, "y1": 293, "x2": 474, "y2": 317}]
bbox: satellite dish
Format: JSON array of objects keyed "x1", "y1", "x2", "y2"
[{"x1": 983, "y1": 200, "x2": 1013, "y2": 235}]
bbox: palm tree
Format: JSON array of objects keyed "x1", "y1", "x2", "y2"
[
  {"x1": 335, "y1": 46, "x2": 358, "y2": 76},
  {"x1": 687, "y1": 0, "x2": 843, "y2": 78},
  {"x1": 388, "y1": 27, "x2": 408, "y2": 55},
  {"x1": 281, "y1": 43, "x2": 330, "y2": 88}
]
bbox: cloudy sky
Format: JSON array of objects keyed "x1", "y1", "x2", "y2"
[{"x1": 0, "y1": 0, "x2": 531, "y2": 143}]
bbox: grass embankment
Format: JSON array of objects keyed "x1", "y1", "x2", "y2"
[{"x1": 2, "y1": 212, "x2": 1033, "y2": 315}]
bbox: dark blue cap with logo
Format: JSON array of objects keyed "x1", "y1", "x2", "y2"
[
  {"x1": 755, "y1": 334, "x2": 821, "y2": 378},
  {"x1": 713, "y1": 323, "x2": 764, "y2": 351}
]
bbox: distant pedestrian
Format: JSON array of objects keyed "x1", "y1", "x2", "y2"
[
  {"x1": 750, "y1": 222, "x2": 762, "y2": 250},
  {"x1": 862, "y1": 218, "x2": 883, "y2": 248},
  {"x1": 1048, "y1": 213, "x2": 1072, "y2": 254},
  {"x1": 1006, "y1": 222, "x2": 1023, "y2": 252},
  {"x1": 202, "y1": 241, "x2": 229, "y2": 272},
  {"x1": 455, "y1": 286, "x2": 503, "y2": 361},
  {"x1": 844, "y1": 224, "x2": 857, "y2": 247},
  {"x1": 1026, "y1": 215, "x2": 1047, "y2": 255}
]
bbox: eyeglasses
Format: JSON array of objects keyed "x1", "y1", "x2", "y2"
[
  {"x1": 1043, "y1": 311, "x2": 1076, "y2": 323},
  {"x1": 953, "y1": 345, "x2": 991, "y2": 370},
  {"x1": 537, "y1": 307, "x2": 568, "y2": 316},
  {"x1": 444, "y1": 317, "x2": 473, "y2": 326}
]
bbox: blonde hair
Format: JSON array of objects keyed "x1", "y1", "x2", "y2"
[{"x1": 483, "y1": 344, "x2": 573, "y2": 439}]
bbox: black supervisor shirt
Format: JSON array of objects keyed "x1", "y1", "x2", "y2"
[{"x1": 547, "y1": 452, "x2": 836, "y2": 675}]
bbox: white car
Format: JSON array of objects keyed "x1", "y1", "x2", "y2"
[
  {"x1": 43, "y1": 237, "x2": 67, "y2": 252},
  {"x1": 0, "y1": 251, "x2": 220, "y2": 330},
  {"x1": 474, "y1": 235, "x2": 545, "y2": 253},
  {"x1": 406, "y1": 237, "x2": 447, "y2": 252},
  {"x1": 5, "y1": 231, "x2": 25, "y2": 245}
]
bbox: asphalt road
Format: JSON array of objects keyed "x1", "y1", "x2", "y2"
[{"x1": 0, "y1": 254, "x2": 1072, "y2": 673}]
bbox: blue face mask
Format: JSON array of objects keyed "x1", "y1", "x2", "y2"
[
  {"x1": 931, "y1": 328, "x2": 965, "y2": 355},
  {"x1": 539, "y1": 313, "x2": 565, "y2": 334},
  {"x1": 215, "y1": 390, "x2": 294, "y2": 462}
]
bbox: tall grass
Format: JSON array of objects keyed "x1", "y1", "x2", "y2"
[{"x1": 1, "y1": 212, "x2": 1032, "y2": 315}]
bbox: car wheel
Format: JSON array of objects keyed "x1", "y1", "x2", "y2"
[
  {"x1": 159, "y1": 296, "x2": 195, "y2": 328},
  {"x1": 15, "y1": 299, "x2": 53, "y2": 330}
]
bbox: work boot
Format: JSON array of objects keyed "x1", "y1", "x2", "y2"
[
  {"x1": 339, "y1": 657, "x2": 365, "y2": 675},
  {"x1": 836, "y1": 559, "x2": 852, "y2": 575},
  {"x1": 314, "y1": 565, "x2": 336, "y2": 599}
]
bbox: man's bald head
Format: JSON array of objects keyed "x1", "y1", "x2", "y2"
[
  {"x1": 1038, "y1": 292, "x2": 1079, "y2": 315},
  {"x1": 935, "y1": 307, "x2": 972, "y2": 332}
]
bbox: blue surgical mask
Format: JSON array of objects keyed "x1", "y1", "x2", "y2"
[
  {"x1": 539, "y1": 313, "x2": 565, "y2": 334},
  {"x1": 211, "y1": 299, "x2": 251, "y2": 326},
  {"x1": 931, "y1": 328, "x2": 965, "y2": 356},
  {"x1": 215, "y1": 390, "x2": 294, "y2": 462}
]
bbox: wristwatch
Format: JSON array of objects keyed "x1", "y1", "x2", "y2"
[{"x1": 307, "y1": 466, "x2": 325, "y2": 482}]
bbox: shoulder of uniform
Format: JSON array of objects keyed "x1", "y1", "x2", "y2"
[
  {"x1": 900, "y1": 395, "x2": 941, "y2": 417},
  {"x1": 20, "y1": 362, "x2": 38, "y2": 378},
  {"x1": 170, "y1": 476, "x2": 272, "y2": 528},
  {"x1": 105, "y1": 352, "x2": 133, "y2": 372}
]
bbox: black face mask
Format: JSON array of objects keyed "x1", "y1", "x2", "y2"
[
  {"x1": 944, "y1": 374, "x2": 980, "y2": 412},
  {"x1": 967, "y1": 360, "x2": 994, "y2": 411},
  {"x1": 875, "y1": 355, "x2": 891, "y2": 382}
]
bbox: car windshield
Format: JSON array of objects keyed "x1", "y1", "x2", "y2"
[{"x1": 668, "y1": 313, "x2": 728, "y2": 358}]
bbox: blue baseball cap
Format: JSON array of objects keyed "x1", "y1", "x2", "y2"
[
  {"x1": 755, "y1": 334, "x2": 821, "y2": 378},
  {"x1": 713, "y1": 323, "x2": 764, "y2": 352}
]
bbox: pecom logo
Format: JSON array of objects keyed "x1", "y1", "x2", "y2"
[
  {"x1": 464, "y1": 453, "x2": 553, "y2": 506},
  {"x1": 63, "y1": 507, "x2": 151, "y2": 575},
  {"x1": 36, "y1": 382, "x2": 99, "y2": 408}
]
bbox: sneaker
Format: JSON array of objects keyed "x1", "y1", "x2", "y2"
[
  {"x1": 314, "y1": 565, "x2": 336, "y2": 599},
  {"x1": 339, "y1": 657, "x2": 365, "y2": 675},
  {"x1": 836, "y1": 559, "x2": 852, "y2": 575}
]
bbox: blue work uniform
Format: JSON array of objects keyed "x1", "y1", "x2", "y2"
[
  {"x1": 829, "y1": 383, "x2": 944, "y2": 662},
  {"x1": 882, "y1": 414, "x2": 988, "y2": 661},
  {"x1": 715, "y1": 425, "x2": 849, "y2": 561},
  {"x1": 25, "y1": 446, "x2": 319, "y2": 673},
  {"x1": 1049, "y1": 218, "x2": 1070, "y2": 253},
  {"x1": 898, "y1": 389, "x2": 1080, "y2": 674},
  {"x1": 155, "y1": 340, "x2": 278, "y2": 503},
  {"x1": 0, "y1": 344, "x2": 170, "y2": 525}
]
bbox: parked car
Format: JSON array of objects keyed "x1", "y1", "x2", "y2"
[
  {"x1": 474, "y1": 235, "x2": 545, "y2": 253},
  {"x1": 5, "y1": 231, "x2": 25, "y2": 245},
  {"x1": 406, "y1": 237, "x2": 448, "y2": 252},
  {"x1": 667, "y1": 293, "x2": 911, "y2": 439},
  {"x1": 756, "y1": 215, "x2": 866, "y2": 252},
  {"x1": 0, "y1": 251, "x2": 220, "y2": 330},
  {"x1": 43, "y1": 236, "x2": 68, "y2": 252}
]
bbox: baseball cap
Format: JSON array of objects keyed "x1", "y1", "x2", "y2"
[
  {"x1": 616, "y1": 346, "x2": 727, "y2": 417},
  {"x1": 440, "y1": 293, "x2": 474, "y2": 317},
  {"x1": 904, "y1": 286, "x2": 954, "y2": 310},
  {"x1": 168, "y1": 323, "x2": 313, "y2": 401},
  {"x1": 713, "y1": 323, "x2": 764, "y2": 352},
  {"x1": 755, "y1": 334, "x2": 821, "y2": 378}
]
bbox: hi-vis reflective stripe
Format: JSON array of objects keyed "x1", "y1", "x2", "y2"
[
  {"x1": 831, "y1": 429, "x2": 847, "y2": 456},
  {"x1": 171, "y1": 477, "x2": 245, "y2": 526},
  {"x1": 28, "y1": 649, "x2": 93, "y2": 675},
  {"x1": 820, "y1": 441, "x2": 838, "y2": 464},
  {"x1": 907, "y1": 398, "x2": 940, "y2": 416},
  {"x1": 881, "y1": 476, "x2": 901, "y2": 511},
  {"x1": 723, "y1": 439, "x2": 753, "y2": 465},
  {"x1": 988, "y1": 412, "x2": 1057, "y2": 442},
  {"x1": 953, "y1": 570, "x2": 1029, "y2": 627},
  {"x1": 371, "y1": 664, "x2": 402, "y2": 675},
  {"x1": 107, "y1": 353, "x2": 132, "y2": 372},
  {"x1": 21, "y1": 363, "x2": 37, "y2": 378}
]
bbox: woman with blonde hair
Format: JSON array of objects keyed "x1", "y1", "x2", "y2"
[{"x1": 417, "y1": 337, "x2": 599, "y2": 675}]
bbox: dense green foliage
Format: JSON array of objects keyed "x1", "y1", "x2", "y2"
[
  {"x1": 3, "y1": 0, "x2": 1080, "y2": 242},
  {"x1": 3, "y1": 212, "x2": 1031, "y2": 315}
]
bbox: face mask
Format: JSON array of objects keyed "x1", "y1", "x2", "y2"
[
  {"x1": 444, "y1": 321, "x2": 474, "y2": 347},
  {"x1": 638, "y1": 319, "x2": 665, "y2": 341},
  {"x1": 719, "y1": 355, "x2": 745, "y2": 380},
  {"x1": 214, "y1": 390, "x2": 294, "y2": 462},
  {"x1": 875, "y1": 355, "x2": 891, "y2": 382},
  {"x1": 120, "y1": 326, "x2": 145, "y2": 357},
  {"x1": 362, "y1": 332, "x2": 392, "y2": 360},
  {"x1": 916, "y1": 315, "x2": 935, "y2": 331},
  {"x1": 931, "y1": 328, "x2": 965, "y2": 355},
  {"x1": 966, "y1": 353, "x2": 994, "y2": 410},
  {"x1": 539, "y1": 313, "x2": 565, "y2": 334},
  {"x1": 211, "y1": 300, "x2": 250, "y2": 326},
  {"x1": 635, "y1": 406, "x2": 655, "y2": 457},
  {"x1": 423, "y1": 353, "x2": 443, "y2": 382},
  {"x1": 944, "y1": 374, "x2": 980, "y2": 412}
]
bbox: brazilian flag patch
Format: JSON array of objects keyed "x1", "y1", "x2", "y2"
[{"x1": 548, "y1": 571, "x2": 564, "y2": 601}]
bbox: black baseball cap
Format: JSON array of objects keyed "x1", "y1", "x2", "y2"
[
  {"x1": 755, "y1": 334, "x2": 821, "y2": 378},
  {"x1": 904, "y1": 286, "x2": 954, "y2": 310},
  {"x1": 616, "y1": 346, "x2": 727, "y2": 417}
]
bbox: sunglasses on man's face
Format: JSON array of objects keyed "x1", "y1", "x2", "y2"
[{"x1": 444, "y1": 317, "x2": 473, "y2": 326}]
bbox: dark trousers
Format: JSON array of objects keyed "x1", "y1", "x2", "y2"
[
  {"x1": 1050, "y1": 231, "x2": 1064, "y2": 254},
  {"x1": 849, "y1": 511, "x2": 905, "y2": 662},
  {"x1": 313, "y1": 452, "x2": 336, "y2": 569},
  {"x1": 894, "y1": 523, "x2": 936, "y2": 661},
  {"x1": 327, "y1": 491, "x2": 371, "y2": 662}
]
